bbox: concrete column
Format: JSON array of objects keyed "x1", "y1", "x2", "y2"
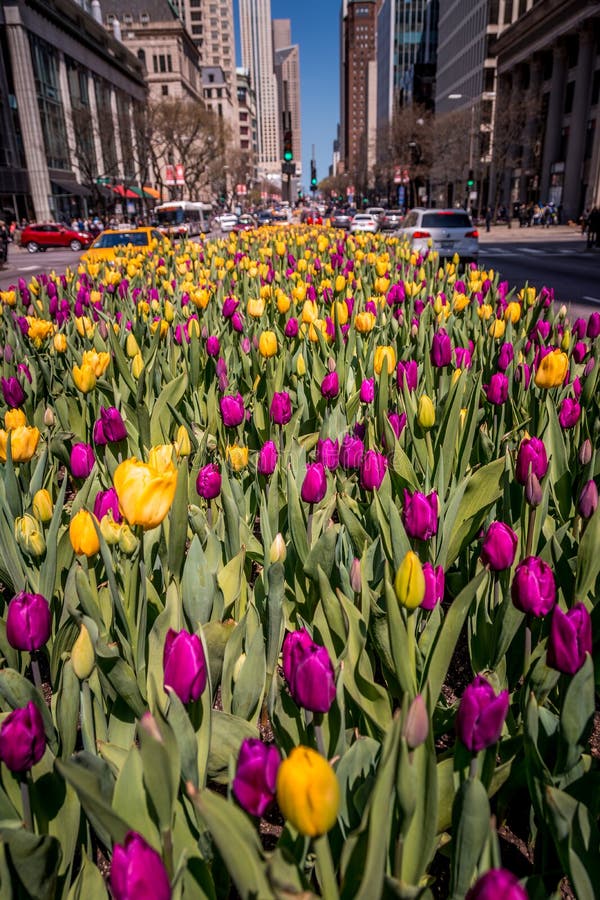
[
  {"x1": 57, "y1": 53, "x2": 79, "y2": 181},
  {"x1": 87, "y1": 75, "x2": 105, "y2": 179},
  {"x1": 519, "y1": 57, "x2": 543, "y2": 201},
  {"x1": 539, "y1": 43, "x2": 568, "y2": 200},
  {"x1": 4, "y1": 7, "x2": 52, "y2": 220},
  {"x1": 562, "y1": 28, "x2": 595, "y2": 221},
  {"x1": 110, "y1": 88, "x2": 124, "y2": 180}
]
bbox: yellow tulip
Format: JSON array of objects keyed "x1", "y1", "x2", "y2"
[
  {"x1": 417, "y1": 395, "x2": 435, "y2": 429},
  {"x1": 226, "y1": 444, "x2": 249, "y2": 471},
  {"x1": 561, "y1": 330, "x2": 571, "y2": 351},
  {"x1": 175, "y1": 424, "x2": 191, "y2": 458},
  {"x1": 259, "y1": 330, "x2": 277, "y2": 358},
  {"x1": 301, "y1": 300, "x2": 318, "y2": 324},
  {"x1": 75, "y1": 316, "x2": 95, "y2": 338},
  {"x1": 100, "y1": 512, "x2": 122, "y2": 545},
  {"x1": 72, "y1": 363, "x2": 97, "y2": 393},
  {"x1": 453, "y1": 292, "x2": 469, "y2": 312},
  {"x1": 296, "y1": 353, "x2": 306, "y2": 376},
  {"x1": 488, "y1": 319, "x2": 506, "y2": 339},
  {"x1": 113, "y1": 451, "x2": 177, "y2": 530},
  {"x1": 394, "y1": 550, "x2": 425, "y2": 610},
  {"x1": 335, "y1": 274, "x2": 346, "y2": 293},
  {"x1": 71, "y1": 623, "x2": 95, "y2": 680},
  {"x1": 26, "y1": 317, "x2": 54, "y2": 346},
  {"x1": 82, "y1": 349, "x2": 110, "y2": 378},
  {"x1": 53, "y1": 333, "x2": 67, "y2": 353},
  {"x1": 334, "y1": 300, "x2": 349, "y2": 325},
  {"x1": 0, "y1": 425, "x2": 40, "y2": 463},
  {"x1": 247, "y1": 297, "x2": 265, "y2": 318},
  {"x1": 276, "y1": 746, "x2": 340, "y2": 837},
  {"x1": 14, "y1": 513, "x2": 46, "y2": 557},
  {"x1": 355, "y1": 311, "x2": 376, "y2": 333},
  {"x1": 504, "y1": 301, "x2": 521, "y2": 324},
  {"x1": 69, "y1": 510, "x2": 100, "y2": 557},
  {"x1": 33, "y1": 488, "x2": 53, "y2": 523},
  {"x1": 132, "y1": 353, "x2": 144, "y2": 379},
  {"x1": 534, "y1": 349, "x2": 569, "y2": 389},
  {"x1": 126, "y1": 333, "x2": 140, "y2": 358},
  {"x1": 277, "y1": 292, "x2": 291, "y2": 314},
  {"x1": 477, "y1": 304, "x2": 493, "y2": 321},
  {"x1": 374, "y1": 345, "x2": 397, "y2": 376},
  {"x1": 4, "y1": 408, "x2": 26, "y2": 430}
]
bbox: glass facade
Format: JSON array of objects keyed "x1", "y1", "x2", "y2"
[
  {"x1": 94, "y1": 77, "x2": 118, "y2": 176},
  {"x1": 66, "y1": 56, "x2": 97, "y2": 178},
  {"x1": 29, "y1": 33, "x2": 70, "y2": 170}
]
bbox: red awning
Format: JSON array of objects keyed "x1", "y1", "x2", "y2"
[{"x1": 111, "y1": 184, "x2": 139, "y2": 199}]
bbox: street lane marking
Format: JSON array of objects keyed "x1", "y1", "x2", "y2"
[
  {"x1": 521, "y1": 248, "x2": 545, "y2": 254},
  {"x1": 582, "y1": 296, "x2": 600, "y2": 304}
]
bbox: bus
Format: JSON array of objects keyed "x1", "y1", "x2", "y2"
[{"x1": 153, "y1": 201, "x2": 212, "y2": 238}]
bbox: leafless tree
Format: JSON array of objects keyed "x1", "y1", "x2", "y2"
[{"x1": 490, "y1": 75, "x2": 541, "y2": 219}]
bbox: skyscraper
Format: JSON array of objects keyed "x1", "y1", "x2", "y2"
[
  {"x1": 273, "y1": 18, "x2": 302, "y2": 177},
  {"x1": 340, "y1": 0, "x2": 377, "y2": 183},
  {"x1": 239, "y1": 0, "x2": 280, "y2": 177}
]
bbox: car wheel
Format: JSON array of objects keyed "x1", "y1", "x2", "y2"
[
  {"x1": 70, "y1": 239, "x2": 82, "y2": 251},
  {"x1": 27, "y1": 241, "x2": 39, "y2": 253}
]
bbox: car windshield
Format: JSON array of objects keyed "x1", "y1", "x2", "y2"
[
  {"x1": 93, "y1": 232, "x2": 149, "y2": 248},
  {"x1": 421, "y1": 213, "x2": 471, "y2": 228}
]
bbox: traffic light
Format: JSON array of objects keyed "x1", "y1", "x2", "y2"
[
  {"x1": 467, "y1": 169, "x2": 475, "y2": 188},
  {"x1": 310, "y1": 160, "x2": 317, "y2": 189},
  {"x1": 283, "y1": 130, "x2": 293, "y2": 162}
]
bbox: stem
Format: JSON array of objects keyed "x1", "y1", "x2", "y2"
[
  {"x1": 207, "y1": 503, "x2": 213, "y2": 530},
  {"x1": 524, "y1": 616, "x2": 532, "y2": 677},
  {"x1": 573, "y1": 514, "x2": 581, "y2": 543},
  {"x1": 30, "y1": 654, "x2": 43, "y2": 694},
  {"x1": 314, "y1": 833, "x2": 339, "y2": 900},
  {"x1": 20, "y1": 775, "x2": 33, "y2": 831},
  {"x1": 425, "y1": 431, "x2": 434, "y2": 474},
  {"x1": 525, "y1": 505, "x2": 536, "y2": 558},
  {"x1": 307, "y1": 502, "x2": 314, "y2": 546},
  {"x1": 314, "y1": 721, "x2": 327, "y2": 758},
  {"x1": 407, "y1": 610, "x2": 417, "y2": 691},
  {"x1": 80, "y1": 680, "x2": 96, "y2": 754},
  {"x1": 162, "y1": 827, "x2": 174, "y2": 880},
  {"x1": 493, "y1": 574, "x2": 500, "y2": 609},
  {"x1": 469, "y1": 755, "x2": 479, "y2": 780}
]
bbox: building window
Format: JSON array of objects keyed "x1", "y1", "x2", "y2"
[
  {"x1": 137, "y1": 48, "x2": 146, "y2": 67},
  {"x1": 208, "y1": 73, "x2": 214, "y2": 83},
  {"x1": 162, "y1": 84, "x2": 169, "y2": 95},
  {"x1": 29, "y1": 33, "x2": 70, "y2": 170},
  {"x1": 567, "y1": 34, "x2": 579, "y2": 68},
  {"x1": 564, "y1": 81, "x2": 575, "y2": 114},
  {"x1": 592, "y1": 70, "x2": 600, "y2": 106},
  {"x1": 94, "y1": 78, "x2": 117, "y2": 175},
  {"x1": 559, "y1": 126, "x2": 569, "y2": 161},
  {"x1": 585, "y1": 119, "x2": 596, "y2": 159}
]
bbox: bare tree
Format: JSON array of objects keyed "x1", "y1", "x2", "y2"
[
  {"x1": 490, "y1": 75, "x2": 541, "y2": 220},
  {"x1": 429, "y1": 106, "x2": 476, "y2": 209}
]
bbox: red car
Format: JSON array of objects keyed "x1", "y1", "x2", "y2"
[{"x1": 20, "y1": 223, "x2": 93, "y2": 253}]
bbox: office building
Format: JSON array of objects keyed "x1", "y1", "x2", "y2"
[
  {"x1": 340, "y1": 0, "x2": 377, "y2": 184},
  {"x1": 236, "y1": 66, "x2": 258, "y2": 187},
  {"x1": 273, "y1": 18, "x2": 302, "y2": 177},
  {"x1": 239, "y1": 0, "x2": 280, "y2": 178}
]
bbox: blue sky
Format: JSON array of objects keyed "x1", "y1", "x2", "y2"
[{"x1": 234, "y1": 0, "x2": 340, "y2": 187}]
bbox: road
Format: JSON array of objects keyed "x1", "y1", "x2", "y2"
[{"x1": 1, "y1": 229, "x2": 599, "y2": 321}]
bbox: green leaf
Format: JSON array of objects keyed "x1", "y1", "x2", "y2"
[
  {"x1": 1, "y1": 829, "x2": 61, "y2": 900},
  {"x1": 54, "y1": 659, "x2": 80, "y2": 759},
  {"x1": 66, "y1": 854, "x2": 109, "y2": 900},
  {"x1": 55, "y1": 754, "x2": 128, "y2": 849},
  {"x1": 441, "y1": 458, "x2": 505, "y2": 567},
  {"x1": 400, "y1": 731, "x2": 439, "y2": 886},
  {"x1": 449, "y1": 777, "x2": 490, "y2": 899},
  {"x1": 167, "y1": 460, "x2": 190, "y2": 583},
  {"x1": 207, "y1": 710, "x2": 258, "y2": 784},
  {"x1": 560, "y1": 654, "x2": 594, "y2": 750},
  {"x1": 150, "y1": 372, "x2": 188, "y2": 445},
  {"x1": 575, "y1": 503, "x2": 600, "y2": 603}
]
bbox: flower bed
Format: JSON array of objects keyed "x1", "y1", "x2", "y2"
[{"x1": 0, "y1": 226, "x2": 598, "y2": 899}]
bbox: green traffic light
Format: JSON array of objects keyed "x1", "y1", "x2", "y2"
[{"x1": 284, "y1": 150, "x2": 293, "y2": 162}]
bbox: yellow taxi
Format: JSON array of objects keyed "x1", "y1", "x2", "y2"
[{"x1": 81, "y1": 227, "x2": 170, "y2": 262}]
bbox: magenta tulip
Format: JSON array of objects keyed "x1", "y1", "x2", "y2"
[
  {"x1": 93, "y1": 487, "x2": 122, "y2": 523},
  {"x1": 257, "y1": 441, "x2": 278, "y2": 476},
  {"x1": 339, "y1": 434, "x2": 364, "y2": 469},
  {"x1": 484, "y1": 372, "x2": 509, "y2": 405},
  {"x1": 421, "y1": 563, "x2": 444, "y2": 610},
  {"x1": 321, "y1": 372, "x2": 340, "y2": 399},
  {"x1": 558, "y1": 397, "x2": 581, "y2": 429},
  {"x1": 403, "y1": 490, "x2": 438, "y2": 540},
  {"x1": 456, "y1": 675, "x2": 509, "y2": 752},
  {"x1": 578, "y1": 480, "x2": 598, "y2": 520},
  {"x1": 6, "y1": 592, "x2": 51, "y2": 651},
  {"x1": 110, "y1": 831, "x2": 171, "y2": 900},
  {"x1": 480, "y1": 521, "x2": 518, "y2": 571},
  {"x1": 511, "y1": 556, "x2": 555, "y2": 616},
  {"x1": 515, "y1": 437, "x2": 548, "y2": 486},
  {"x1": 220, "y1": 393, "x2": 245, "y2": 427},
  {"x1": 270, "y1": 391, "x2": 292, "y2": 425},
  {"x1": 360, "y1": 378, "x2": 375, "y2": 402},
  {"x1": 360, "y1": 450, "x2": 387, "y2": 491},
  {"x1": 0, "y1": 702, "x2": 46, "y2": 773},
  {"x1": 466, "y1": 869, "x2": 528, "y2": 900},
  {"x1": 430, "y1": 329, "x2": 452, "y2": 367},
  {"x1": 163, "y1": 628, "x2": 207, "y2": 705},
  {"x1": 282, "y1": 629, "x2": 336, "y2": 713},
  {"x1": 547, "y1": 603, "x2": 592, "y2": 675},
  {"x1": 232, "y1": 738, "x2": 281, "y2": 817},
  {"x1": 196, "y1": 463, "x2": 221, "y2": 499},
  {"x1": 316, "y1": 438, "x2": 339, "y2": 470},
  {"x1": 70, "y1": 442, "x2": 95, "y2": 478},
  {"x1": 301, "y1": 462, "x2": 327, "y2": 504}
]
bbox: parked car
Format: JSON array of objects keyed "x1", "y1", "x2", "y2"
[
  {"x1": 217, "y1": 213, "x2": 238, "y2": 233},
  {"x1": 349, "y1": 213, "x2": 379, "y2": 234},
  {"x1": 366, "y1": 207, "x2": 385, "y2": 224},
  {"x1": 330, "y1": 208, "x2": 354, "y2": 229},
  {"x1": 398, "y1": 208, "x2": 479, "y2": 262},
  {"x1": 81, "y1": 227, "x2": 170, "y2": 262},
  {"x1": 256, "y1": 210, "x2": 275, "y2": 226},
  {"x1": 20, "y1": 223, "x2": 93, "y2": 253},
  {"x1": 379, "y1": 209, "x2": 404, "y2": 231}
]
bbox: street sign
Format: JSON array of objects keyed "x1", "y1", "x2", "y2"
[
  {"x1": 236, "y1": 184, "x2": 247, "y2": 195},
  {"x1": 165, "y1": 165, "x2": 175, "y2": 185},
  {"x1": 346, "y1": 185, "x2": 355, "y2": 197},
  {"x1": 282, "y1": 161, "x2": 296, "y2": 176},
  {"x1": 393, "y1": 166, "x2": 402, "y2": 184},
  {"x1": 175, "y1": 164, "x2": 185, "y2": 185}
]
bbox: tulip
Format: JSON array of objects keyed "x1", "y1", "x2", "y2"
[
  {"x1": 226, "y1": 444, "x2": 249, "y2": 471},
  {"x1": 1, "y1": 376, "x2": 25, "y2": 408},
  {"x1": 456, "y1": 674, "x2": 509, "y2": 752},
  {"x1": 316, "y1": 438, "x2": 339, "y2": 470},
  {"x1": 174, "y1": 424, "x2": 191, "y2": 457},
  {"x1": 417, "y1": 394, "x2": 435, "y2": 429},
  {"x1": 0, "y1": 425, "x2": 40, "y2": 463},
  {"x1": 403, "y1": 694, "x2": 429, "y2": 749},
  {"x1": 4, "y1": 408, "x2": 26, "y2": 430},
  {"x1": 72, "y1": 362, "x2": 96, "y2": 393},
  {"x1": 355, "y1": 310, "x2": 376, "y2": 333},
  {"x1": 97, "y1": 406, "x2": 128, "y2": 443},
  {"x1": 558, "y1": 397, "x2": 581, "y2": 429},
  {"x1": 578, "y1": 480, "x2": 598, "y2": 520},
  {"x1": 395, "y1": 550, "x2": 426, "y2": 610},
  {"x1": 269, "y1": 533, "x2": 287, "y2": 563},
  {"x1": 270, "y1": 391, "x2": 292, "y2": 425},
  {"x1": 321, "y1": 372, "x2": 339, "y2": 399},
  {"x1": 285, "y1": 317, "x2": 299, "y2": 338},
  {"x1": 276, "y1": 746, "x2": 340, "y2": 837},
  {"x1": 578, "y1": 438, "x2": 592, "y2": 466},
  {"x1": 484, "y1": 372, "x2": 509, "y2": 405},
  {"x1": 206, "y1": 335, "x2": 220, "y2": 356},
  {"x1": 258, "y1": 330, "x2": 277, "y2": 357},
  {"x1": 257, "y1": 440, "x2": 278, "y2": 475},
  {"x1": 480, "y1": 521, "x2": 518, "y2": 571},
  {"x1": 397, "y1": 359, "x2": 418, "y2": 392},
  {"x1": 82, "y1": 349, "x2": 110, "y2": 378},
  {"x1": 163, "y1": 628, "x2": 207, "y2": 704},
  {"x1": 71, "y1": 446, "x2": 94, "y2": 484},
  {"x1": 430, "y1": 329, "x2": 452, "y2": 367},
  {"x1": 534, "y1": 348, "x2": 569, "y2": 388},
  {"x1": 497, "y1": 342, "x2": 514, "y2": 372},
  {"x1": 93, "y1": 487, "x2": 122, "y2": 523},
  {"x1": 71, "y1": 623, "x2": 95, "y2": 680},
  {"x1": 466, "y1": 869, "x2": 528, "y2": 900},
  {"x1": 547, "y1": 603, "x2": 592, "y2": 675},
  {"x1": 220, "y1": 393, "x2": 245, "y2": 427},
  {"x1": 374, "y1": 345, "x2": 397, "y2": 376},
  {"x1": 387, "y1": 412, "x2": 407, "y2": 441},
  {"x1": 6, "y1": 591, "x2": 51, "y2": 651},
  {"x1": 196, "y1": 463, "x2": 221, "y2": 499},
  {"x1": 32, "y1": 488, "x2": 53, "y2": 523},
  {"x1": 339, "y1": 434, "x2": 364, "y2": 469},
  {"x1": 232, "y1": 738, "x2": 281, "y2": 817},
  {"x1": 222, "y1": 296, "x2": 238, "y2": 318},
  {"x1": 421, "y1": 563, "x2": 444, "y2": 610},
  {"x1": 0, "y1": 702, "x2": 46, "y2": 774},
  {"x1": 69, "y1": 509, "x2": 100, "y2": 557},
  {"x1": 114, "y1": 450, "x2": 177, "y2": 529},
  {"x1": 402, "y1": 490, "x2": 438, "y2": 540},
  {"x1": 14, "y1": 513, "x2": 46, "y2": 557},
  {"x1": 511, "y1": 556, "x2": 555, "y2": 616},
  {"x1": 110, "y1": 831, "x2": 171, "y2": 900},
  {"x1": 360, "y1": 377, "x2": 375, "y2": 403},
  {"x1": 587, "y1": 311, "x2": 600, "y2": 339},
  {"x1": 301, "y1": 462, "x2": 327, "y2": 504},
  {"x1": 360, "y1": 449, "x2": 387, "y2": 491},
  {"x1": 282, "y1": 629, "x2": 336, "y2": 713},
  {"x1": 525, "y1": 472, "x2": 543, "y2": 507},
  {"x1": 515, "y1": 437, "x2": 548, "y2": 485}
]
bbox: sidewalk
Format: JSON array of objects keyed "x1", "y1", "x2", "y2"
[{"x1": 478, "y1": 223, "x2": 586, "y2": 244}]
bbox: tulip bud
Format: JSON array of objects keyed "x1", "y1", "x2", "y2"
[
  {"x1": 558, "y1": 304, "x2": 567, "y2": 319},
  {"x1": 456, "y1": 675, "x2": 509, "y2": 751},
  {"x1": 350, "y1": 557, "x2": 362, "y2": 593},
  {"x1": 276, "y1": 745, "x2": 340, "y2": 837},
  {"x1": 126, "y1": 333, "x2": 140, "y2": 358},
  {"x1": 525, "y1": 471, "x2": 543, "y2": 507},
  {"x1": 6, "y1": 591, "x2": 51, "y2": 651},
  {"x1": 579, "y1": 439, "x2": 593, "y2": 467},
  {"x1": 110, "y1": 831, "x2": 171, "y2": 900},
  {"x1": 466, "y1": 869, "x2": 528, "y2": 900},
  {"x1": 43, "y1": 407, "x2": 55, "y2": 427},
  {"x1": 577, "y1": 480, "x2": 598, "y2": 520},
  {"x1": 100, "y1": 512, "x2": 122, "y2": 545},
  {"x1": 118, "y1": 524, "x2": 139, "y2": 554},
  {"x1": 69, "y1": 510, "x2": 100, "y2": 557},
  {"x1": 403, "y1": 694, "x2": 429, "y2": 750},
  {"x1": 296, "y1": 353, "x2": 306, "y2": 376},
  {"x1": 0, "y1": 702, "x2": 46, "y2": 774},
  {"x1": 417, "y1": 394, "x2": 435, "y2": 429},
  {"x1": 269, "y1": 533, "x2": 287, "y2": 564},
  {"x1": 71, "y1": 623, "x2": 95, "y2": 679},
  {"x1": 175, "y1": 424, "x2": 191, "y2": 457},
  {"x1": 132, "y1": 353, "x2": 144, "y2": 378},
  {"x1": 15, "y1": 513, "x2": 46, "y2": 557},
  {"x1": 232, "y1": 738, "x2": 281, "y2": 817},
  {"x1": 32, "y1": 488, "x2": 53, "y2": 523},
  {"x1": 394, "y1": 550, "x2": 426, "y2": 610},
  {"x1": 282, "y1": 629, "x2": 336, "y2": 713}
]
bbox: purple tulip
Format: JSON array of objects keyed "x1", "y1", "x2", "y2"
[
  {"x1": 466, "y1": 869, "x2": 528, "y2": 900},
  {"x1": 222, "y1": 296, "x2": 238, "y2": 318},
  {"x1": 454, "y1": 346, "x2": 472, "y2": 369},
  {"x1": 316, "y1": 438, "x2": 339, "y2": 470},
  {"x1": 360, "y1": 450, "x2": 387, "y2": 491},
  {"x1": 285, "y1": 317, "x2": 299, "y2": 337},
  {"x1": 206, "y1": 335, "x2": 220, "y2": 357},
  {"x1": 93, "y1": 418, "x2": 107, "y2": 446},
  {"x1": 430, "y1": 329, "x2": 452, "y2": 367},
  {"x1": 421, "y1": 564, "x2": 444, "y2": 611},
  {"x1": 93, "y1": 487, "x2": 122, "y2": 523},
  {"x1": 270, "y1": 391, "x2": 292, "y2": 425},
  {"x1": 6, "y1": 592, "x2": 51, "y2": 651},
  {"x1": 70, "y1": 442, "x2": 95, "y2": 478},
  {"x1": 579, "y1": 439, "x2": 592, "y2": 466},
  {"x1": 321, "y1": 372, "x2": 340, "y2": 399},
  {"x1": 163, "y1": 628, "x2": 207, "y2": 705},
  {"x1": 525, "y1": 472, "x2": 543, "y2": 508},
  {"x1": 587, "y1": 311, "x2": 600, "y2": 339},
  {"x1": 98, "y1": 406, "x2": 128, "y2": 443},
  {"x1": 484, "y1": 372, "x2": 509, "y2": 405},
  {"x1": 397, "y1": 359, "x2": 418, "y2": 392},
  {"x1": 339, "y1": 434, "x2": 364, "y2": 469},
  {"x1": 360, "y1": 378, "x2": 375, "y2": 403},
  {"x1": 547, "y1": 603, "x2": 592, "y2": 675},
  {"x1": 0, "y1": 702, "x2": 46, "y2": 773},
  {"x1": 231, "y1": 311, "x2": 243, "y2": 332},
  {"x1": 456, "y1": 675, "x2": 509, "y2": 752},
  {"x1": 196, "y1": 463, "x2": 221, "y2": 499},
  {"x1": 511, "y1": 556, "x2": 556, "y2": 616},
  {"x1": 301, "y1": 462, "x2": 327, "y2": 504},
  {"x1": 110, "y1": 831, "x2": 171, "y2": 900},
  {"x1": 515, "y1": 437, "x2": 548, "y2": 486},
  {"x1": 257, "y1": 441, "x2": 278, "y2": 476},
  {"x1": 578, "y1": 480, "x2": 598, "y2": 520},
  {"x1": 572, "y1": 341, "x2": 587, "y2": 364},
  {"x1": 403, "y1": 490, "x2": 438, "y2": 540},
  {"x1": 1, "y1": 376, "x2": 25, "y2": 409},
  {"x1": 480, "y1": 521, "x2": 518, "y2": 571},
  {"x1": 232, "y1": 738, "x2": 281, "y2": 817},
  {"x1": 573, "y1": 318, "x2": 587, "y2": 340},
  {"x1": 220, "y1": 393, "x2": 245, "y2": 427},
  {"x1": 558, "y1": 397, "x2": 581, "y2": 429},
  {"x1": 497, "y1": 343, "x2": 514, "y2": 372},
  {"x1": 282, "y1": 629, "x2": 336, "y2": 713},
  {"x1": 387, "y1": 411, "x2": 407, "y2": 441}
]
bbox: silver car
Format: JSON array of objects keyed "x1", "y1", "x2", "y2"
[
  {"x1": 349, "y1": 213, "x2": 378, "y2": 234},
  {"x1": 399, "y1": 208, "x2": 479, "y2": 262}
]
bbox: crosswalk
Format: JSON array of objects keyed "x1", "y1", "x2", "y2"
[{"x1": 480, "y1": 245, "x2": 587, "y2": 258}]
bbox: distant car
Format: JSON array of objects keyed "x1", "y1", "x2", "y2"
[
  {"x1": 256, "y1": 210, "x2": 274, "y2": 226},
  {"x1": 379, "y1": 209, "x2": 404, "y2": 231},
  {"x1": 218, "y1": 213, "x2": 238, "y2": 233},
  {"x1": 366, "y1": 207, "x2": 385, "y2": 224},
  {"x1": 20, "y1": 223, "x2": 93, "y2": 253},
  {"x1": 81, "y1": 227, "x2": 170, "y2": 262},
  {"x1": 398, "y1": 208, "x2": 479, "y2": 262},
  {"x1": 232, "y1": 214, "x2": 256, "y2": 232},
  {"x1": 330, "y1": 209, "x2": 354, "y2": 229},
  {"x1": 349, "y1": 213, "x2": 378, "y2": 234}
]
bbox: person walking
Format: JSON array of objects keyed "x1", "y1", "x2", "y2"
[
  {"x1": 587, "y1": 207, "x2": 599, "y2": 248},
  {"x1": 0, "y1": 220, "x2": 8, "y2": 269},
  {"x1": 485, "y1": 206, "x2": 492, "y2": 233}
]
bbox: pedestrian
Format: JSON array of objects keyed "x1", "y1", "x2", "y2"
[
  {"x1": 581, "y1": 208, "x2": 589, "y2": 235},
  {"x1": 0, "y1": 220, "x2": 8, "y2": 268},
  {"x1": 485, "y1": 206, "x2": 492, "y2": 233},
  {"x1": 587, "y1": 207, "x2": 599, "y2": 248}
]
